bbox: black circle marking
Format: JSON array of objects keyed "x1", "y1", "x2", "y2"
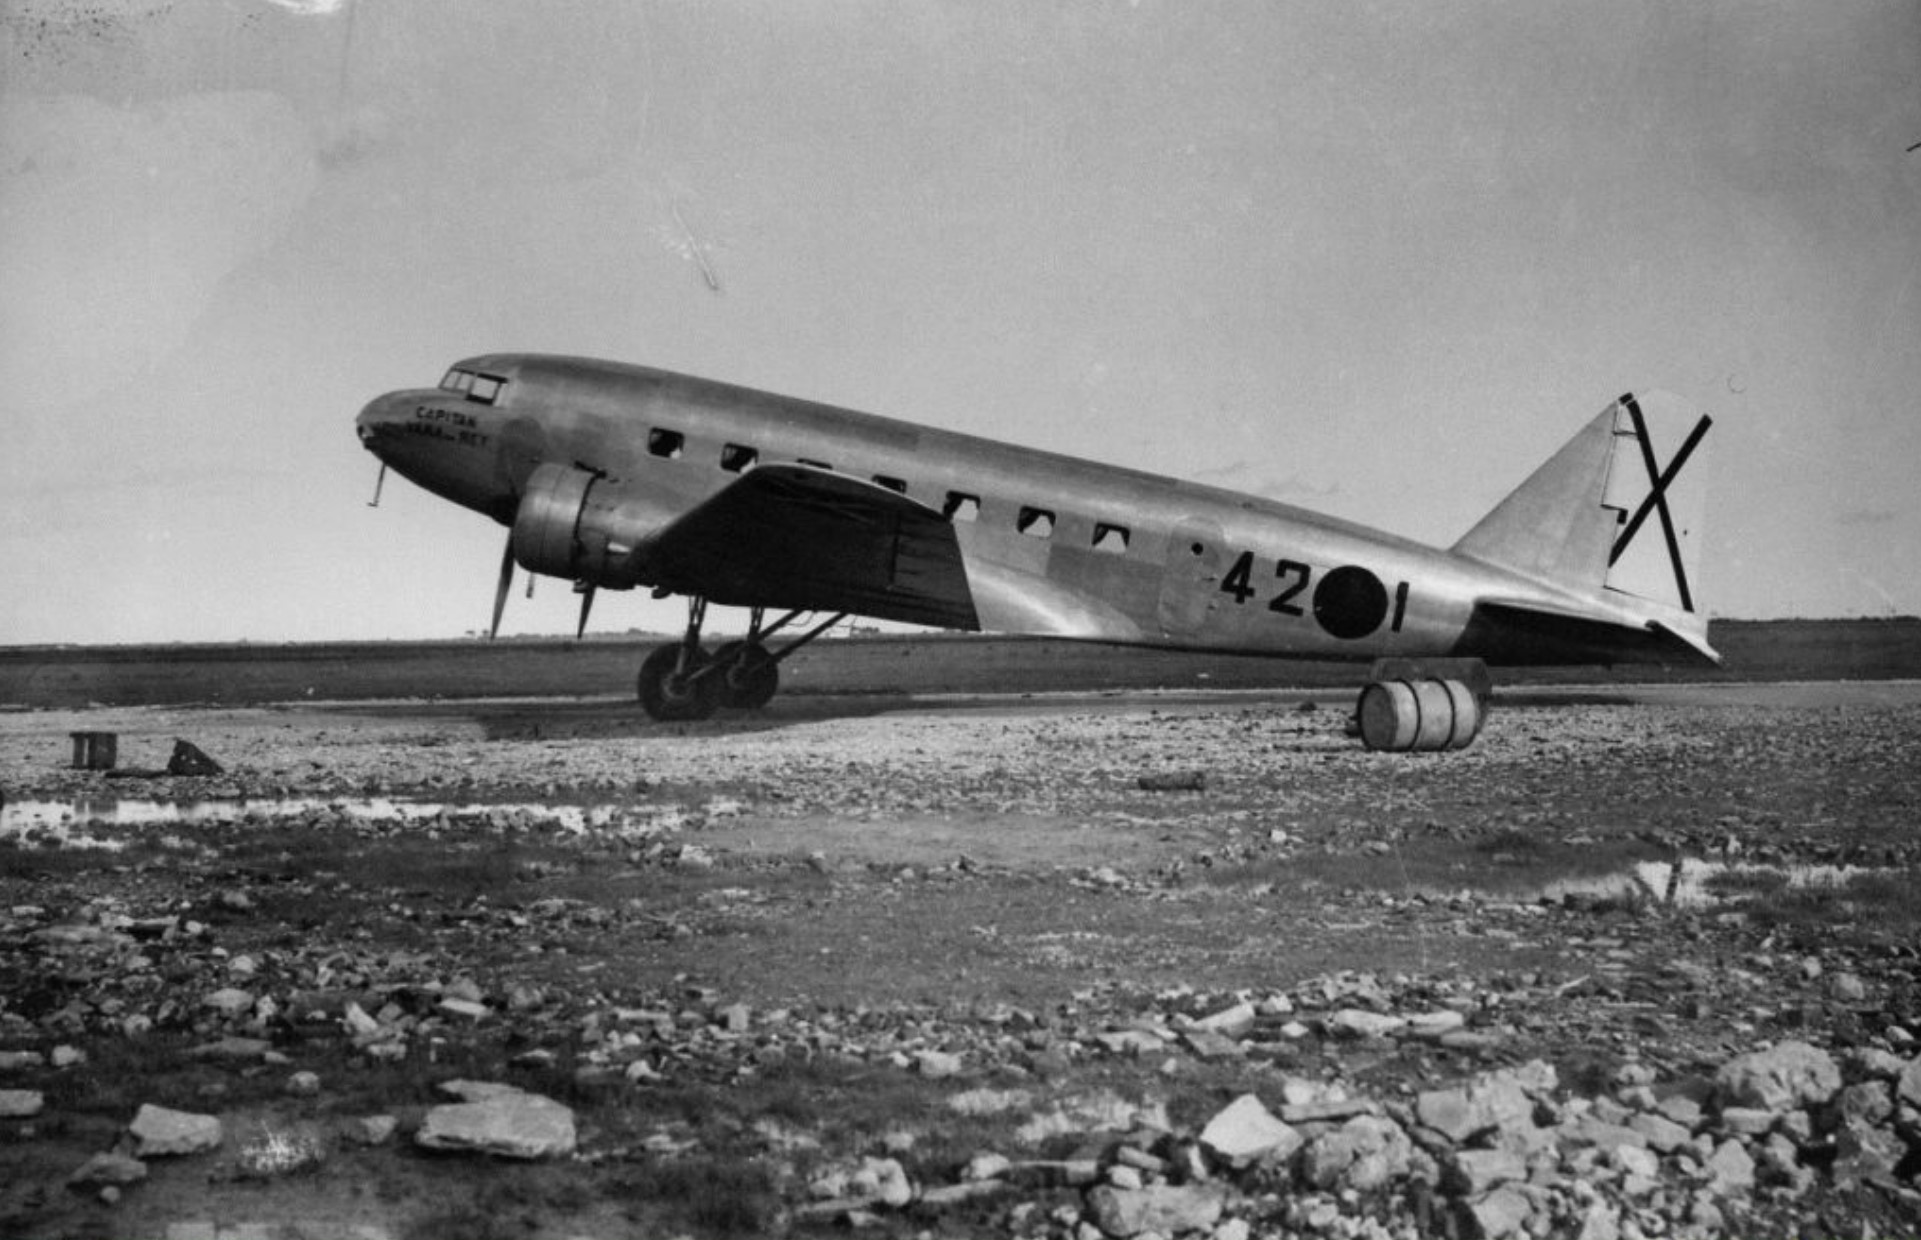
[{"x1": 1313, "y1": 565, "x2": 1388, "y2": 640}]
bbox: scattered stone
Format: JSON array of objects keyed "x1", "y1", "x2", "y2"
[
  {"x1": 1703, "y1": 1138, "x2": 1756, "y2": 1196},
  {"x1": 437, "y1": 1079, "x2": 525, "y2": 1102},
  {"x1": 203, "y1": 988, "x2": 255, "y2": 1018},
  {"x1": 1300, "y1": 1115, "x2": 1414, "y2": 1192},
  {"x1": 1180, "y1": 1028, "x2": 1244, "y2": 1060},
  {"x1": 130, "y1": 1104, "x2": 223, "y2": 1156},
  {"x1": 1715, "y1": 1040, "x2": 1840, "y2": 1113},
  {"x1": 189, "y1": 1036, "x2": 270, "y2": 1062},
  {"x1": 1717, "y1": 1106, "x2": 1775, "y2": 1136},
  {"x1": 1460, "y1": 1184, "x2": 1534, "y2": 1240},
  {"x1": 1084, "y1": 1182, "x2": 1225, "y2": 1238},
  {"x1": 1443, "y1": 1147, "x2": 1527, "y2": 1196},
  {"x1": 915, "y1": 1050, "x2": 964, "y2": 1079},
  {"x1": 1192, "y1": 1001, "x2": 1256, "y2": 1038},
  {"x1": 1279, "y1": 1097, "x2": 1377, "y2": 1125},
  {"x1": 1831, "y1": 1117, "x2": 1907, "y2": 1186},
  {"x1": 1416, "y1": 1067, "x2": 1539, "y2": 1145},
  {"x1": 1327, "y1": 1009, "x2": 1405, "y2": 1039},
  {"x1": 69, "y1": 1151, "x2": 147, "y2": 1186},
  {"x1": 1007, "y1": 1158, "x2": 1102, "y2": 1187},
  {"x1": 854, "y1": 1156, "x2": 914, "y2": 1207},
  {"x1": 1096, "y1": 1029, "x2": 1167, "y2": 1057},
  {"x1": 1406, "y1": 1010, "x2": 1468, "y2": 1039},
  {"x1": 415, "y1": 1091, "x2": 576, "y2": 1159},
  {"x1": 0, "y1": 1089, "x2": 44, "y2": 1118},
  {"x1": 1198, "y1": 1094, "x2": 1302, "y2": 1169},
  {"x1": 437, "y1": 996, "x2": 489, "y2": 1021},
  {"x1": 1627, "y1": 1112, "x2": 1691, "y2": 1152},
  {"x1": 963, "y1": 1151, "x2": 1013, "y2": 1181},
  {"x1": 1656, "y1": 1094, "x2": 1704, "y2": 1128},
  {"x1": 918, "y1": 1180, "x2": 1009, "y2": 1209},
  {"x1": 1896, "y1": 1057, "x2": 1921, "y2": 1109},
  {"x1": 1136, "y1": 770, "x2": 1205, "y2": 792}
]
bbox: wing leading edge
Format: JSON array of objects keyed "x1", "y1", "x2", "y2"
[{"x1": 634, "y1": 464, "x2": 981, "y2": 630}]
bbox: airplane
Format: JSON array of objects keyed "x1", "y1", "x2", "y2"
[{"x1": 355, "y1": 354, "x2": 1716, "y2": 743}]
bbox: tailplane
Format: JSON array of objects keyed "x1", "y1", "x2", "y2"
[{"x1": 1451, "y1": 392, "x2": 1717, "y2": 663}]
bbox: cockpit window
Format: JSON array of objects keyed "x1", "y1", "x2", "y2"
[{"x1": 438, "y1": 368, "x2": 507, "y2": 406}]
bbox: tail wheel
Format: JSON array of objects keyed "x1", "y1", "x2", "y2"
[
  {"x1": 638, "y1": 644, "x2": 718, "y2": 721},
  {"x1": 712, "y1": 641, "x2": 779, "y2": 710}
]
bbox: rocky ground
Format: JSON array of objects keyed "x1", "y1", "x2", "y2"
[{"x1": 2, "y1": 684, "x2": 1919, "y2": 1239}]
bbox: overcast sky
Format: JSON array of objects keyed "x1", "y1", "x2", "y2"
[{"x1": 2, "y1": 0, "x2": 1917, "y2": 645}]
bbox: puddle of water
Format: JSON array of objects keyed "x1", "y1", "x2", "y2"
[
  {"x1": 1544, "y1": 858, "x2": 1867, "y2": 909},
  {"x1": 0, "y1": 796, "x2": 707, "y2": 848}
]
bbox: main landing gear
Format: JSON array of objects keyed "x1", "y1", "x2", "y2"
[{"x1": 636, "y1": 599, "x2": 848, "y2": 722}]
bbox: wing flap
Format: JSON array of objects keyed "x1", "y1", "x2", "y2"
[{"x1": 635, "y1": 465, "x2": 980, "y2": 629}]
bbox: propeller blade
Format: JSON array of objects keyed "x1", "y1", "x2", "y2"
[
  {"x1": 490, "y1": 537, "x2": 514, "y2": 640},
  {"x1": 367, "y1": 463, "x2": 387, "y2": 508},
  {"x1": 575, "y1": 584, "x2": 597, "y2": 639}
]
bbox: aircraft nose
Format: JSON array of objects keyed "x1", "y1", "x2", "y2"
[{"x1": 356, "y1": 393, "x2": 407, "y2": 450}]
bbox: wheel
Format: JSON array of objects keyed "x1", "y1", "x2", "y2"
[
  {"x1": 637, "y1": 644, "x2": 718, "y2": 721},
  {"x1": 712, "y1": 640, "x2": 779, "y2": 710}
]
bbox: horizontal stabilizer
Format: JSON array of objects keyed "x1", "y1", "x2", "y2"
[{"x1": 1469, "y1": 597, "x2": 1722, "y2": 667}]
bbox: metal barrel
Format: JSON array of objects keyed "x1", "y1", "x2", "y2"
[
  {"x1": 1358, "y1": 681, "x2": 1418, "y2": 751},
  {"x1": 1357, "y1": 679, "x2": 1480, "y2": 752},
  {"x1": 1439, "y1": 678, "x2": 1482, "y2": 749}
]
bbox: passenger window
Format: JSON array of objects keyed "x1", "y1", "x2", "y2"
[
  {"x1": 873, "y1": 475, "x2": 907, "y2": 494},
  {"x1": 944, "y1": 492, "x2": 980, "y2": 522},
  {"x1": 469, "y1": 374, "x2": 506, "y2": 405},
  {"x1": 1093, "y1": 522, "x2": 1130, "y2": 553},
  {"x1": 1017, "y1": 507, "x2": 1055, "y2": 539},
  {"x1": 721, "y1": 443, "x2": 758, "y2": 472},
  {"x1": 649, "y1": 429, "x2": 685, "y2": 459}
]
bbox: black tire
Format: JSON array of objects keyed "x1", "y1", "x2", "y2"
[
  {"x1": 712, "y1": 641, "x2": 779, "y2": 710},
  {"x1": 637, "y1": 644, "x2": 718, "y2": 721}
]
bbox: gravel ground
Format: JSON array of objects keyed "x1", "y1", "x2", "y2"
[{"x1": 2, "y1": 683, "x2": 1919, "y2": 1239}]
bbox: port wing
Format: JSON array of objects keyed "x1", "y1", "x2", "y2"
[{"x1": 634, "y1": 464, "x2": 981, "y2": 629}]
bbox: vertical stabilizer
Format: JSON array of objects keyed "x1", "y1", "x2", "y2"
[
  {"x1": 1451, "y1": 392, "x2": 1712, "y2": 644},
  {"x1": 1451, "y1": 404, "x2": 1617, "y2": 590}
]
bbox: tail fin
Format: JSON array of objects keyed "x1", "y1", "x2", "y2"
[{"x1": 1451, "y1": 392, "x2": 1715, "y2": 660}]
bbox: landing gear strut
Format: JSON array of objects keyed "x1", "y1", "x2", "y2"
[{"x1": 636, "y1": 601, "x2": 847, "y2": 721}]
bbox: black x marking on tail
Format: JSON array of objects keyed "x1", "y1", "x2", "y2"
[{"x1": 1609, "y1": 393, "x2": 1712, "y2": 613}]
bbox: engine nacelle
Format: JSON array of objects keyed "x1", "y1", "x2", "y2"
[{"x1": 510, "y1": 462, "x2": 649, "y2": 588}]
